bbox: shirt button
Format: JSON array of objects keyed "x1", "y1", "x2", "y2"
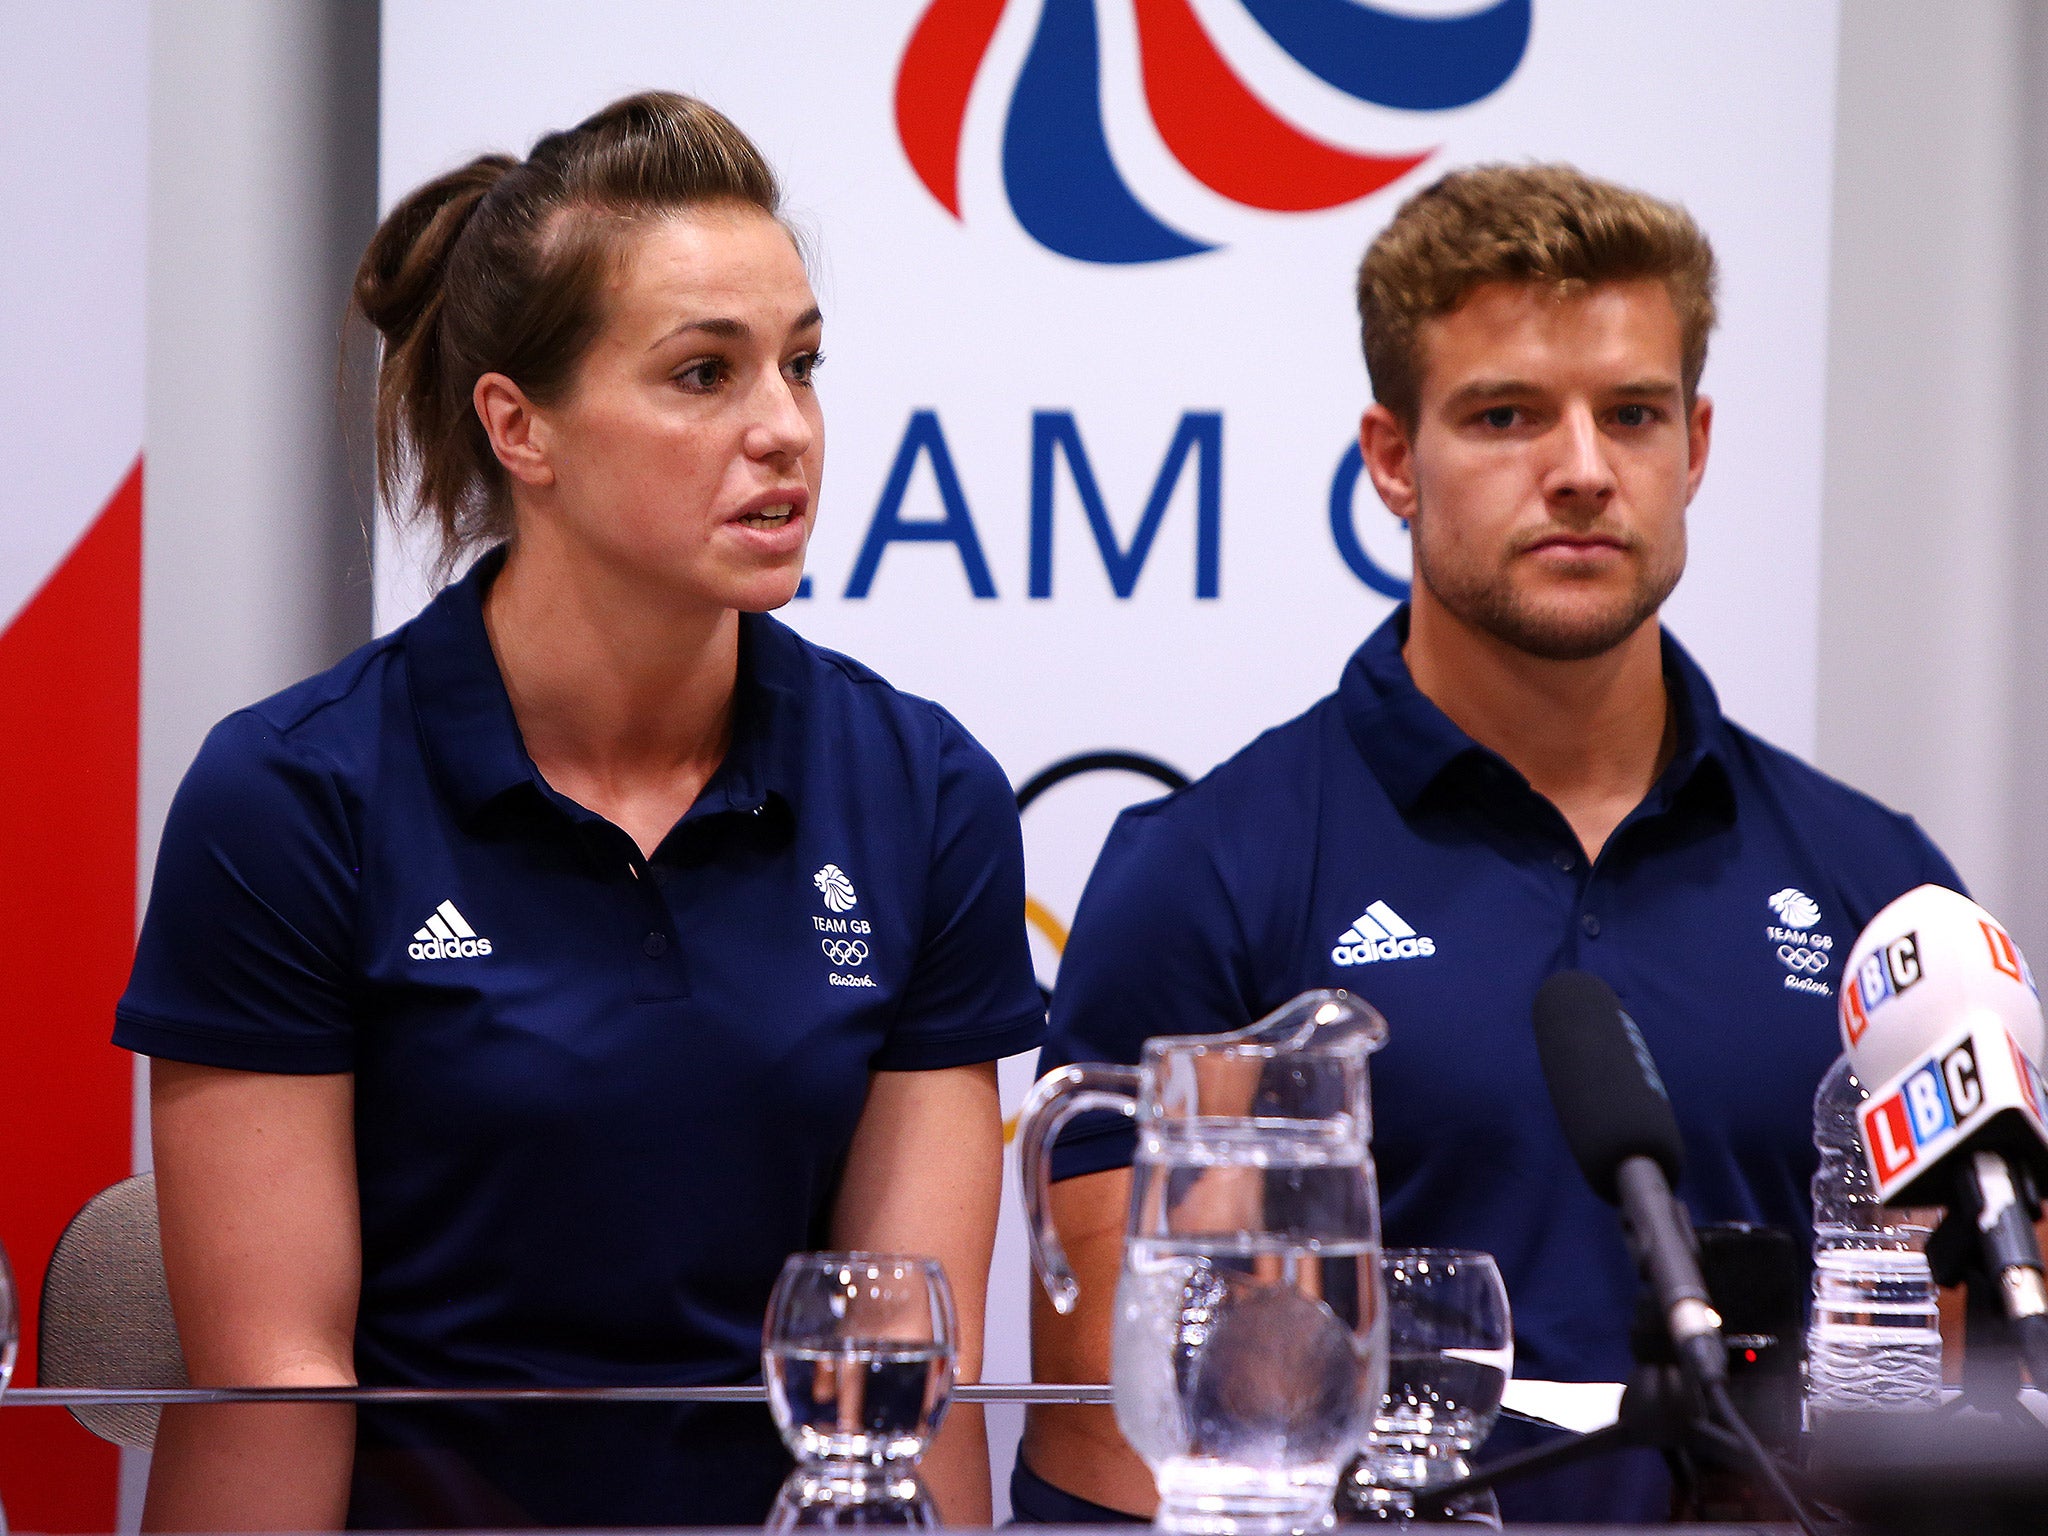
[
  {"x1": 642, "y1": 932, "x2": 669, "y2": 957},
  {"x1": 1581, "y1": 913, "x2": 1601, "y2": 938},
  {"x1": 1554, "y1": 851, "x2": 1577, "y2": 872}
]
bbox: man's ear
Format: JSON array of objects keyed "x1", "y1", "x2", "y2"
[
  {"x1": 1359, "y1": 403, "x2": 1419, "y2": 524},
  {"x1": 473, "y1": 372, "x2": 555, "y2": 489},
  {"x1": 1684, "y1": 393, "x2": 1713, "y2": 504}
]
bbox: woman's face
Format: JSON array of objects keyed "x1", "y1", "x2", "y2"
[{"x1": 524, "y1": 204, "x2": 824, "y2": 612}]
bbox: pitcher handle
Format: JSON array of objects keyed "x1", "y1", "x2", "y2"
[{"x1": 1014, "y1": 1063, "x2": 1142, "y2": 1316}]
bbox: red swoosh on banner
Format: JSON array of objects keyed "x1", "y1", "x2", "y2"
[
  {"x1": 0, "y1": 455, "x2": 138, "y2": 1530},
  {"x1": 896, "y1": 0, "x2": 1010, "y2": 217},
  {"x1": 1134, "y1": 0, "x2": 1430, "y2": 212}
]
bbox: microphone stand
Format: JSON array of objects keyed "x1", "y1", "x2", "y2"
[
  {"x1": 1412, "y1": 1298, "x2": 1736, "y2": 1517},
  {"x1": 1926, "y1": 1197, "x2": 2048, "y2": 1421},
  {"x1": 1413, "y1": 1295, "x2": 1815, "y2": 1531}
]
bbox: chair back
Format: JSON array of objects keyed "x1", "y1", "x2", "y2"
[{"x1": 38, "y1": 1171, "x2": 187, "y2": 1449}]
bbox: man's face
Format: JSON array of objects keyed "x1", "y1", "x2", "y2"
[{"x1": 1361, "y1": 278, "x2": 1711, "y2": 661}]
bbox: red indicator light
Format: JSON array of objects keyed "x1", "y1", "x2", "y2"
[{"x1": 1744, "y1": 1349, "x2": 1757, "y2": 1363}]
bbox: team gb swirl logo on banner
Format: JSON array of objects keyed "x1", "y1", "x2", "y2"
[{"x1": 895, "y1": 0, "x2": 1531, "y2": 264}]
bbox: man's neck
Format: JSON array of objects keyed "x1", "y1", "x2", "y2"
[{"x1": 1402, "y1": 595, "x2": 1674, "y2": 863}]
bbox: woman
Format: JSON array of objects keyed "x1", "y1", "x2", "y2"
[{"x1": 117, "y1": 92, "x2": 1042, "y2": 1529}]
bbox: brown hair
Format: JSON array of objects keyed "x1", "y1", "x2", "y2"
[
  {"x1": 1356, "y1": 163, "x2": 1717, "y2": 428},
  {"x1": 352, "y1": 92, "x2": 783, "y2": 570}
]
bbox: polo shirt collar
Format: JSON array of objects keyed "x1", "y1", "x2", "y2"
[
  {"x1": 404, "y1": 545, "x2": 805, "y2": 828},
  {"x1": 1338, "y1": 605, "x2": 1733, "y2": 819}
]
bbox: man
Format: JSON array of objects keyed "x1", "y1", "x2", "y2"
[{"x1": 1015, "y1": 165, "x2": 1960, "y2": 1524}]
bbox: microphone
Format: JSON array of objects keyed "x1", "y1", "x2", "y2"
[
  {"x1": 1839, "y1": 885, "x2": 2048, "y2": 1347},
  {"x1": 1531, "y1": 970, "x2": 1726, "y2": 1391},
  {"x1": 1420, "y1": 972, "x2": 1818, "y2": 1534}
]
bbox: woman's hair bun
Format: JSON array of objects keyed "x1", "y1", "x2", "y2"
[{"x1": 352, "y1": 154, "x2": 515, "y2": 347}]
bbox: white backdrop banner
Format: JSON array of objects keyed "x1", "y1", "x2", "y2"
[{"x1": 378, "y1": 0, "x2": 1840, "y2": 1479}]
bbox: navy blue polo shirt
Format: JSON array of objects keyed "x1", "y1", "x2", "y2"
[
  {"x1": 1038, "y1": 607, "x2": 1958, "y2": 1523},
  {"x1": 116, "y1": 548, "x2": 1044, "y2": 1525}
]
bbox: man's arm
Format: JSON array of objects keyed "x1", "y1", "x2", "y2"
[
  {"x1": 1021, "y1": 798, "x2": 1267, "y2": 1514},
  {"x1": 1020, "y1": 1167, "x2": 1157, "y2": 1515}
]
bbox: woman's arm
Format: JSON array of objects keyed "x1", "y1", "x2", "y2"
[
  {"x1": 830, "y1": 1062, "x2": 1004, "y2": 1525},
  {"x1": 143, "y1": 1059, "x2": 361, "y2": 1532}
]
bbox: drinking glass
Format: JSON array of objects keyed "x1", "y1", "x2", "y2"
[
  {"x1": 0, "y1": 1239, "x2": 12, "y2": 1536},
  {"x1": 1340, "y1": 1249, "x2": 1511, "y2": 1526},
  {"x1": 764, "y1": 1253, "x2": 956, "y2": 1475},
  {"x1": 0, "y1": 1237, "x2": 16, "y2": 1395},
  {"x1": 767, "y1": 1464, "x2": 937, "y2": 1529}
]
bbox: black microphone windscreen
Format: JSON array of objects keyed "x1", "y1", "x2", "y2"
[{"x1": 1532, "y1": 970, "x2": 1685, "y2": 1203}]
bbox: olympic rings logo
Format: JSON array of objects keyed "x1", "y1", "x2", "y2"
[
  {"x1": 1015, "y1": 752, "x2": 1192, "y2": 1008},
  {"x1": 1778, "y1": 944, "x2": 1829, "y2": 974},
  {"x1": 822, "y1": 939, "x2": 870, "y2": 968}
]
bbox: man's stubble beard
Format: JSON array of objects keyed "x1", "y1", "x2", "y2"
[{"x1": 1409, "y1": 499, "x2": 1686, "y2": 663}]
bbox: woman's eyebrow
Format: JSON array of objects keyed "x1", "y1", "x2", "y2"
[{"x1": 649, "y1": 306, "x2": 823, "y2": 349}]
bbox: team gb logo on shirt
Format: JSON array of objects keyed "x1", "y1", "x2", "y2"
[
  {"x1": 814, "y1": 864, "x2": 858, "y2": 912},
  {"x1": 812, "y1": 865, "x2": 877, "y2": 987},
  {"x1": 1767, "y1": 887, "x2": 1833, "y2": 997}
]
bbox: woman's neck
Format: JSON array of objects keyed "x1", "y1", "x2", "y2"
[{"x1": 482, "y1": 526, "x2": 740, "y2": 856}]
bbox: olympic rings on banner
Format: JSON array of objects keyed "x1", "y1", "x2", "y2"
[
  {"x1": 1778, "y1": 944, "x2": 1828, "y2": 974},
  {"x1": 822, "y1": 939, "x2": 869, "y2": 968}
]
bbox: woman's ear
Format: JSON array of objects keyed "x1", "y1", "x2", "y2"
[{"x1": 474, "y1": 372, "x2": 555, "y2": 488}]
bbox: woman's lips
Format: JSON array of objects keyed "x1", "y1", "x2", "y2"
[
  {"x1": 736, "y1": 502, "x2": 798, "y2": 531},
  {"x1": 725, "y1": 492, "x2": 810, "y2": 554}
]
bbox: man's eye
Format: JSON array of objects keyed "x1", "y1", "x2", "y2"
[
  {"x1": 1480, "y1": 406, "x2": 1518, "y2": 429},
  {"x1": 1615, "y1": 403, "x2": 1653, "y2": 427}
]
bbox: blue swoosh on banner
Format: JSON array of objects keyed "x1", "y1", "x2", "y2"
[
  {"x1": 1002, "y1": 0, "x2": 1213, "y2": 264},
  {"x1": 1240, "y1": 0, "x2": 1531, "y2": 112}
]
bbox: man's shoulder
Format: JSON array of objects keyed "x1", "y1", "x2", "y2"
[
  {"x1": 1715, "y1": 718, "x2": 1960, "y2": 895},
  {"x1": 1720, "y1": 719, "x2": 1928, "y2": 835},
  {"x1": 1116, "y1": 692, "x2": 1349, "y2": 853}
]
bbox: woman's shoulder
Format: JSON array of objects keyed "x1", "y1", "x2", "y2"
[
  {"x1": 748, "y1": 613, "x2": 988, "y2": 754},
  {"x1": 184, "y1": 631, "x2": 408, "y2": 807}
]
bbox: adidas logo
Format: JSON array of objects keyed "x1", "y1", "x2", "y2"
[
  {"x1": 408, "y1": 900, "x2": 493, "y2": 961},
  {"x1": 1331, "y1": 900, "x2": 1437, "y2": 967}
]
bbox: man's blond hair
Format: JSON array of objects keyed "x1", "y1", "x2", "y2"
[{"x1": 1357, "y1": 163, "x2": 1718, "y2": 427}]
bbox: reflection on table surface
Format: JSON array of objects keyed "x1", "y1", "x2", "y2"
[
  {"x1": 0, "y1": 1391, "x2": 1785, "y2": 1533},
  {"x1": 3, "y1": 1386, "x2": 1115, "y2": 1533},
  {"x1": 4, "y1": 1383, "x2": 1113, "y2": 1405},
  {"x1": 0, "y1": 1389, "x2": 1814, "y2": 1534}
]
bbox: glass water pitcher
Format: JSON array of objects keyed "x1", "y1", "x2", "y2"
[{"x1": 1016, "y1": 990, "x2": 1391, "y2": 1534}]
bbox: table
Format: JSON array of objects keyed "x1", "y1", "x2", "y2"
[{"x1": 0, "y1": 1385, "x2": 1857, "y2": 1532}]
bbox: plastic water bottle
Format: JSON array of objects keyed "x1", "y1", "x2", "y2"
[{"x1": 1805, "y1": 1055, "x2": 1942, "y2": 1418}]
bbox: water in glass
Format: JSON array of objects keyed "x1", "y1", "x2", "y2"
[
  {"x1": 764, "y1": 1343, "x2": 952, "y2": 1463},
  {"x1": 763, "y1": 1253, "x2": 955, "y2": 1476}
]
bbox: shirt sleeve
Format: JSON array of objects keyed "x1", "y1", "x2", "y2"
[
  {"x1": 1039, "y1": 798, "x2": 1258, "y2": 1179},
  {"x1": 1906, "y1": 816, "x2": 1968, "y2": 898},
  {"x1": 113, "y1": 710, "x2": 360, "y2": 1073},
  {"x1": 871, "y1": 710, "x2": 1045, "y2": 1072}
]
